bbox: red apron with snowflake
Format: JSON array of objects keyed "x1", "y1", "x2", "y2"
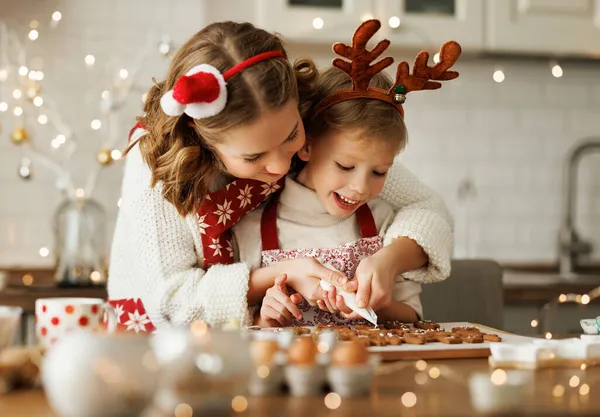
[
  {"x1": 260, "y1": 194, "x2": 383, "y2": 326},
  {"x1": 107, "y1": 124, "x2": 284, "y2": 333}
]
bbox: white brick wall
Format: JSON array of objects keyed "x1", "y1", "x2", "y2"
[{"x1": 1, "y1": 0, "x2": 599, "y2": 267}]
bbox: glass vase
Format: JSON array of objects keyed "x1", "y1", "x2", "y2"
[{"x1": 52, "y1": 198, "x2": 107, "y2": 287}]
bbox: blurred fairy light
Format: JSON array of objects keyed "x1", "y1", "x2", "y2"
[
  {"x1": 85, "y1": 54, "x2": 96, "y2": 66},
  {"x1": 0, "y1": 69, "x2": 7, "y2": 81},
  {"x1": 324, "y1": 392, "x2": 342, "y2": 410},
  {"x1": 19, "y1": 158, "x2": 32, "y2": 179},
  {"x1": 13, "y1": 106, "x2": 23, "y2": 116},
  {"x1": 312, "y1": 17, "x2": 324, "y2": 30},
  {"x1": 18, "y1": 66, "x2": 28, "y2": 76},
  {"x1": 39, "y1": 247, "x2": 50, "y2": 257},
  {"x1": 530, "y1": 319, "x2": 538, "y2": 328},
  {"x1": 28, "y1": 29, "x2": 39, "y2": 41},
  {"x1": 75, "y1": 188, "x2": 85, "y2": 199},
  {"x1": 119, "y1": 69, "x2": 129, "y2": 79},
  {"x1": 12, "y1": 89, "x2": 22, "y2": 99},
  {"x1": 388, "y1": 16, "x2": 401, "y2": 28},
  {"x1": 415, "y1": 360, "x2": 427, "y2": 371},
  {"x1": 545, "y1": 332, "x2": 553, "y2": 340},
  {"x1": 428, "y1": 367, "x2": 441, "y2": 379},
  {"x1": 33, "y1": 96, "x2": 43, "y2": 107},
  {"x1": 29, "y1": 70, "x2": 44, "y2": 81},
  {"x1": 401, "y1": 392, "x2": 417, "y2": 408},
  {"x1": 91, "y1": 119, "x2": 102, "y2": 130},
  {"x1": 552, "y1": 64, "x2": 563, "y2": 78},
  {"x1": 111, "y1": 149, "x2": 122, "y2": 160},
  {"x1": 52, "y1": 11, "x2": 62, "y2": 22},
  {"x1": 37, "y1": 114, "x2": 48, "y2": 124},
  {"x1": 29, "y1": 20, "x2": 39, "y2": 29},
  {"x1": 102, "y1": 90, "x2": 111, "y2": 100},
  {"x1": 433, "y1": 53, "x2": 440, "y2": 63},
  {"x1": 0, "y1": 102, "x2": 7, "y2": 112},
  {"x1": 552, "y1": 384, "x2": 565, "y2": 397},
  {"x1": 490, "y1": 369, "x2": 507, "y2": 385},
  {"x1": 569, "y1": 376, "x2": 580, "y2": 388},
  {"x1": 231, "y1": 396, "x2": 248, "y2": 413},
  {"x1": 493, "y1": 70, "x2": 505, "y2": 83}
]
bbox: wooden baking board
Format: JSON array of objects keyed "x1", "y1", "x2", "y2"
[{"x1": 368, "y1": 322, "x2": 537, "y2": 361}]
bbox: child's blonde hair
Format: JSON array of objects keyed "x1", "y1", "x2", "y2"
[
  {"x1": 304, "y1": 67, "x2": 407, "y2": 151},
  {"x1": 131, "y1": 21, "x2": 317, "y2": 216}
]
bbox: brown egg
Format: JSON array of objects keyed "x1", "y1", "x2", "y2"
[
  {"x1": 331, "y1": 340, "x2": 369, "y2": 366},
  {"x1": 287, "y1": 336, "x2": 318, "y2": 365},
  {"x1": 250, "y1": 340, "x2": 280, "y2": 366}
]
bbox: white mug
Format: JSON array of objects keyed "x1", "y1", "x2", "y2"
[{"x1": 35, "y1": 298, "x2": 117, "y2": 348}]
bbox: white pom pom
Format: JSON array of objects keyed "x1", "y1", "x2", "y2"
[{"x1": 160, "y1": 91, "x2": 185, "y2": 116}]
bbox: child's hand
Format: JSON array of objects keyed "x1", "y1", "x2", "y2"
[
  {"x1": 258, "y1": 274, "x2": 304, "y2": 327},
  {"x1": 316, "y1": 285, "x2": 354, "y2": 316},
  {"x1": 352, "y1": 249, "x2": 397, "y2": 311}
]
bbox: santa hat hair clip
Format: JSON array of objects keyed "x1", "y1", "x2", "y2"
[{"x1": 160, "y1": 50, "x2": 286, "y2": 119}]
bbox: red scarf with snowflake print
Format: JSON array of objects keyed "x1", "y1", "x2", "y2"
[{"x1": 197, "y1": 178, "x2": 284, "y2": 267}]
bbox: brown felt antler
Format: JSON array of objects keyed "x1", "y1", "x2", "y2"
[
  {"x1": 392, "y1": 41, "x2": 461, "y2": 95},
  {"x1": 311, "y1": 19, "x2": 462, "y2": 120},
  {"x1": 331, "y1": 19, "x2": 394, "y2": 91}
]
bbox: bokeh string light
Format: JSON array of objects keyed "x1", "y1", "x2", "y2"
[{"x1": 1, "y1": 12, "x2": 171, "y2": 201}]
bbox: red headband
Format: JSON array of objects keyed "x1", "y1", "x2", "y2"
[
  {"x1": 312, "y1": 20, "x2": 461, "y2": 119},
  {"x1": 160, "y1": 50, "x2": 286, "y2": 119}
]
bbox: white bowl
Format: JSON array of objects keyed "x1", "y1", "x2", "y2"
[{"x1": 42, "y1": 332, "x2": 158, "y2": 417}]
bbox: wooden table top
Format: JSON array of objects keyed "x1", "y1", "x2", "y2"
[{"x1": 2, "y1": 358, "x2": 600, "y2": 417}]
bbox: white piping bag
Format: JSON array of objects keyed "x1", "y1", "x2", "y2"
[{"x1": 319, "y1": 280, "x2": 378, "y2": 326}]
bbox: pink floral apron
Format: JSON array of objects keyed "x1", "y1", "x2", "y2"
[
  {"x1": 107, "y1": 123, "x2": 283, "y2": 333},
  {"x1": 260, "y1": 193, "x2": 383, "y2": 326}
]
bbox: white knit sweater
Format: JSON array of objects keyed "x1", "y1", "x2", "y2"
[
  {"x1": 232, "y1": 176, "x2": 424, "y2": 319},
  {"x1": 108, "y1": 130, "x2": 453, "y2": 328}
]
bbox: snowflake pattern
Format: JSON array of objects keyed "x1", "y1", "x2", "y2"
[
  {"x1": 197, "y1": 214, "x2": 209, "y2": 234},
  {"x1": 237, "y1": 184, "x2": 253, "y2": 209},
  {"x1": 209, "y1": 238, "x2": 223, "y2": 256},
  {"x1": 113, "y1": 304, "x2": 124, "y2": 319},
  {"x1": 260, "y1": 182, "x2": 281, "y2": 196},
  {"x1": 261, "y1": 236, "x2": 383, "y2": 326},
  {"x1": 123, "y1": 310, "x2": 151, "y2": 334},
  {"x1": 214, "y1": 199, "x2": 234, "y2": 225},
  {"x1": 226, "y1": 240, "x2": 234, "y2": 258}
]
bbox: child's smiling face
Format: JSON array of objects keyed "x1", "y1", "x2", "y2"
[{"x1": 297, "y1": 128, "x2": 399, "y2": 218}]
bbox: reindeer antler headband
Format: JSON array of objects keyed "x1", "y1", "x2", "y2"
[{"x1": 312, "y1": 20, "x2": 462, "y2": 119}]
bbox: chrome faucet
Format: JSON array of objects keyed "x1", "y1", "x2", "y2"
[{"x1": 558, "y1": 138, "x2": 600, "y2": 278}]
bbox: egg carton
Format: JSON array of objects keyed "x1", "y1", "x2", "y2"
[
  {"x1": 489, "y1": 335, "x2": 600, "y2": 369},
  {"x1": 248, "y1": 331, "x2": 379, "y2": 397}
]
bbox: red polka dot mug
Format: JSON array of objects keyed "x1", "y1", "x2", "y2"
[{"x1": 35, "y1": 298, "x2": 118, "y2": 348}]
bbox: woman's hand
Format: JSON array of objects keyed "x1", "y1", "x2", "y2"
[
  {"x1": 257, "y1": 274, "x2": 304, "y2": 327},
  {"x1": 315, "y1": 285, "x2": 354, "y2": 316},
  {"x1": 273, "y1": 258, "x2": 350, "y2": 306}
]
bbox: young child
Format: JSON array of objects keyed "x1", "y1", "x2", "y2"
[{"x1": 232, "y1": 20, "x2": 461, "y2": 327}]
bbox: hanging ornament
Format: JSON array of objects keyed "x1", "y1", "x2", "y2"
[
  {"x1": 18, "y1": 158, "x2": 32, "y2": 180},
  {"x1": 96, "y1": 147, "x2": 113, "y2": 166},
  {"x1": 10, "y1": 127, "x2": 29, "y2": 145}
]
